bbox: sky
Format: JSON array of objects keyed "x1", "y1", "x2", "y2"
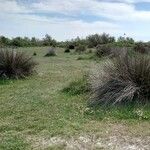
[{"x1": 0, "y1": 0, "x2": 150, "y2": 41}]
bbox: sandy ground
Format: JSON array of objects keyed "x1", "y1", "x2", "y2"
[{"x1": 27, "y1": 134, "x2": 150, "y2": 150}]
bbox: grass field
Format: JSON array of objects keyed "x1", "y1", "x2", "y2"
[{"x1": 0, "y1": 47, "x2": 150, "y2": 149}]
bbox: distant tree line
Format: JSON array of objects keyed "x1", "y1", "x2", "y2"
[
  {"x1": 58, "y1": 33, "x2": 135, "y2": 48},
  {"x1": 0, "y1": 34, "x2": 57, "y2": 48},
  {"x1": 0, "y1": 33, "x2": 135, "y2": 48}
]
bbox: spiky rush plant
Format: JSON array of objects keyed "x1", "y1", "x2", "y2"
[
  {"x1": 45, "y1": 47, "x2": 56, "y2": 56},
  {"x1": 0, "y1": 49, "x2": 37, "y2": 79},
  {"x1": 89, "y1": 54, "x2": 150, "y2": 106}
]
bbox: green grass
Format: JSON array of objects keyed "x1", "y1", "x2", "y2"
[
  {"x1": 62, "y1": 75, "x2": 90, "y2": 96},
  {"x1": 0, "y1": 47, "x2": 150, "y2": 149},
  {"x1": 0, "y1": 133, "x2": 29, "y2": 150}
]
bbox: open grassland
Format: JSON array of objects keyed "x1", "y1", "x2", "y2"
[{"x1": 0, "y1": 47, "x2": 150, "y2": 149}]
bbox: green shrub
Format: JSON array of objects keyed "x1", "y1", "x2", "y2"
[
  {"x1": 88, "y1": 49, "x2": 93, "y2": 53},
  {"x1": 96, "y1": 44, "x2": 128, "y2": 58},
  {"x1": 96, "y1": 44, "x2": 111, "y2": 57},
  {"x1": 68, "y1": 45, "x2": 75, "y2": 49},
  {"x1": 75, "y1": 45, "x2": 86, "y2": 53},
  {"x1": 33, "y1": 52, "x2": 37, "y2": 56},
  {"x1": 89, "y1": 54, "x2": 150, "y2": 106},
  {"x1": 117, "y1": 36, "x2": 134, "y2": 46},
  {"x1": 112, "y1": 41, "x2": 134, "y2": 48},
  {"x1": 110, "y1": 47, "x2": 128, "y2": 57},
  {"x1": 0, "y1": 49, "x2": 37, "y2": 79},
  {"x1": 86, "y1": 33, "x2": 115, "y2": 48},
  {"x1": 134, "y1": 42, "x2": 150, "y2": 54},
  {"x1": 64, "y1": 48, "x2": 70, "y2": 53},
  {"x1": 45, "y1": 47, "x2": 56, "y2": 56},
  {"x1": 42, "y1": 34, "x2": 57, "y2": 47},
  {"x1": 62, "y1": 76, "x2": 90, "y2": 96}
]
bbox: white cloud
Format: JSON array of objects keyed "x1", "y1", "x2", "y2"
[
  {"x1": 0, "y1": 0, "x2": 150, "y2": 41},
  {"x1": 0, "y1": 0, "x2": 30, "y2": 13},
  {"x1": 31, "y1": 0, "x2": 150, "y2": 22},
  {"x1": 0, "y1": 12, "x2": 120, "y2": 40},
  {"x1": 124, "y1": 0, "x2": 150, "y2": 3},
  {"x1": 1, "y1": 0, "x2": 150, "y2": 22},
  {"x1": 106, "y1": 0, "x2": 150, "y2": 3}
]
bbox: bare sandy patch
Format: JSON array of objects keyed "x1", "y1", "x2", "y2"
[{"x1": 26, "y1": 134, "x2": 150, "y2": 150}]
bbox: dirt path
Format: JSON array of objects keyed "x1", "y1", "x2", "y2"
[{"x1": 27, "y1": 134, "x2": 150, "y2": 150}]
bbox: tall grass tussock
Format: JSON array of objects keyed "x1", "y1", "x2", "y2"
[
  {"x1": 89, "y1": 54, "x2": 150, "y2": 106},
  {"x1": 45, "y1": 47, "x2": 56, "y2": 56},
  {"x1": 0, "y1": 49, "x2": 36, "y2": 79}
]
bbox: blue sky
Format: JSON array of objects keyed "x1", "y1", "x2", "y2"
[{"x1": 0, "y1": 0, "x2": 150, "y2": 41}]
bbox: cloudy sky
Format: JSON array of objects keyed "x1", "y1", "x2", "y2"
[{"x1": 0, "y1": 0, "x2": 150, "y2": 41}]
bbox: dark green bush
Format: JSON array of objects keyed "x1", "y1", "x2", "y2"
[
  {"x1": 0, "y1": 49, "x2": 37, "y2": 79},
  {"x1": 86, "y1": 33, "x2": 115, "y2": 48},
  {"x1": 33, "y1": 52, "x2": 37, "y2": 56},
  {"x1": 117, "y1": 36, "x2": 134, "y2": 46},
  {"x1": 75, "y1": 45, "x2": 86, "y2": 53},
  {"x1": 88, "y1": 49, "x2": 93, "y2": 53},
  {"x1": 89, "y1": 54, "x2": 150, "y2": 106},
  {"x1": 68, "y1": 45, "x2": 75, "y2": 49},
  {"x1": 64, "y1": 48, "x2": 70, "y2": 53}
]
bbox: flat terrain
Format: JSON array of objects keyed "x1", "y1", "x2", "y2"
[{"x1": 0, "y1": 47, "x2": 150, "y2": 150}]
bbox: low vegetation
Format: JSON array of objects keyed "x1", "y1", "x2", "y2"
[
  {"x1": 62, "y1": 75, "x2": 90, "y2": 96},
  {"x1": 33, "y1": 52, "x2": 37, "y2": 56},
  {"x1": 96, "y1": 44, "x2": 128, "y2": 58},
  {"x1": 64, "y1": 48, "x2": 70, "y2": 53},
  {"x1": 134, "y1": 42, "x2": 150, "y2": 54},
  {"x1": 75, "y1": 44, "x2": 86, "y2": 53},
  {"x1": 96, "y1": 44, "x2": 112, "y2": 57},
  {"x1": 0, "y1": 47, "x2": 149, "y2": 149},
  {"x1": 0, "y1": 49, "x2": 36, "y2": 79},
  {"x1": 0, "y1": 32, "x2": 150, "y2": 149}
]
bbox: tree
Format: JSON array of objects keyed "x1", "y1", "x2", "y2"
[
  {"x1": 86, "y1": 33, "x2": 115, "y2": 48},
  {"x1": 0, "y1": 36, "x2": 10, "y2": 46},
  {"x1": 43, "y1": 34, "x2": 57, "y2": 47}
]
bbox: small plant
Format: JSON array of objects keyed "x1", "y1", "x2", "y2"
[
  {"x1": 64, "y1": 48, "x2": 70, "y2": 53},
  {"x1": 88, "y1": 49, "x2": 92, "y2": 53},
  {"x1": 75, "y1": 45, "x2": 86, "y2": 53},
  {"x1": 45, "y1": 47, "x2": 56, "y2": 56},
  {"x1": 62, "y1": 76, "x2": 90, "y2": 96},
  {"x1": 89, "y1": 54, "x2": 150, "y2": 106},
  {"x1": 33, "y1": 52, "x2": 37, "y2": 56},
  {"x1": 0, "y1": 49, "x2": 37, "y2": 79}
]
